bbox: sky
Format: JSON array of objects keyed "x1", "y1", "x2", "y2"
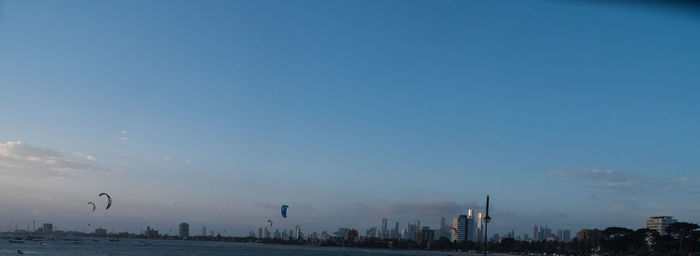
[{"x1": 1, "y1": 0, "x2": 699, "y2": 237}]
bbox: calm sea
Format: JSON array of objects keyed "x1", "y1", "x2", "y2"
[{"x1": 0, "y1": 239, "x2": 490, "y2": 256}]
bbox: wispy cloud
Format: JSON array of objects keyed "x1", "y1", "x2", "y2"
[
  {"x1": 72, "y1": 152, "x2": 97, "y2": 161},
  {"x1": 115, "y1": 136, "x2": 128, "y2": 141},
  {"x1": 550, "y1": 169, "x2": 699, "y2": 195},
  {"x1": 351, "y1": 200, "x2": 482, "y2": 218},
  {"x1": 0, "y1": 141, "x2": 111, "y2": 178}
]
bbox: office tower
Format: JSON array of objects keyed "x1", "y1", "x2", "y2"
[
  {"x1": 263, "y1": 227, "x2": 270, "y2": 239},
  {"x1": 647, "y1": 216, "x2": 677, "y2": 235},
  {"x1": 295, "y1": 225, "x2": 301, "y2": 240},
  {"x1": 258, "y1": 228, "x2": 263, "y2": 239},
  {"x1": 394, "y1": 222, "x2": 399, "y2": 239},
  {"x1": 179, "y1": 223, "x2": 189, "y2": 238},
  {"x1": 42, "y1": 223, "x2": 53, "y2": 234},
  {"x1": 563, "y1": 229, "x2": 571, "y2": 242},
  {"x1": 453, "y1": 215, "x2": 468, "y2": 242},
  {"x1": 477, "y1": 212, "x2": 483, "y2": 242},
  {"x1": 381, "y1": 218, "x2": 388, "y2": 239},
  {"x1": 466, "y1": 210, "x2": 476, "y2": 242}
]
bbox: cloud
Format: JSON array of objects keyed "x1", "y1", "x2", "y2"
[
  {"x1": 115, "y1": 136, "x2": 128, "y2": 141},
  {"x1": 121, "y1": 130, "x2": 128, "y2": 135},
  {"x1": 163, "y1": 156, "x2": 169, "y2": 161},
  {"x1": 352, "y1": 200, "x2": 482, "y2": 218},
  {"x1": 185, "y1": 160, "x2": 191, "y2": 164},
  {"x1": 0, "y1": 141, "x2": 111, "y2": 178},
  {"x1": 72, "y1": 152, "x2": 97, "y2": 161},
  {"x1": 550, "y1": 169, "x2": 699, "y2": 195}
]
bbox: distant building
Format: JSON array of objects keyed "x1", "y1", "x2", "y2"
[
  {"x1": 274, "y1": 229, "x2": 281, "y2": 239},
  {"x1": 477, "y1": 212, "x2": 483, "y2": 242},
  {"x1": 145, "y1": 226, "x2": 159, "y2": 239},
  {"x1": 258, "y1": 228, "x2": 263, "y2": 239},
  {"x1": 415, "y1": 226, "x2": 434, "y2": 244},
  {"x1": 263, "y1": 227, "x2": 270, "y2": 239},
  {"x1": 647, "y1": 216, "x2": 677, "y2": 235},
  {"x1": 178, "y1": 223, "x2": 189, "y2": 239},
  {"x1": 344, "y1": 229, "x2": 358, "y2": 241},
  {"x1": 248, "y1": 230, "x2": 256, "y2": 237},
  {"x1": 366, "y1": 227, "x2": 378, "y2": 238},
  {"x1": 94, "y1": 228, "x2": 107, "y2": 237},
  {"x1": 381, "y1": 218, "x2": 388, "y2": 239},
  {"x1": 295, "y1": 225, "x2": 301, "y2": 240},
  {"x1": 42, "y1": 223, "x2": 53, "y2": 234},
  {"x1": 563, "y1": 229, "x2": 571, "y2": 242},
  {"x1": 453, "y1": 212, "x2": 475, "y2": 242}
]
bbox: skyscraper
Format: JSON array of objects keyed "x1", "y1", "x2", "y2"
[
  {"x1": 646, "y1": 216, "x2": 677, "y2": 235},
  {"x1": 453, "y1": 215, "x2": 468, "y2": 242},
  {"x1": 178, "y1": 222, "x2": 189, "y2": 239},
  {"x1": 381, "y1": 218, "x2": 388, "y2": 239},
  {"x1": 295, "y1": 225, "x2": 301, "y2": 240},
  {"x1": 477, "y1": 212, "x2": 483, "y2": 242},
  {"x1": 258, "y1": 228, "x2": 262, "y2": 239},
  {"x1": 394, "y1": 222, "x2": 399, "y2": 239},
  {"x1": 466, "y1": 210, "x2": 476, "y2": 242}
]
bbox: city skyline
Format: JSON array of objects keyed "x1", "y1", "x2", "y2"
[{"x1": 1, "y1": 0, "x2": 700, "y2": 236}]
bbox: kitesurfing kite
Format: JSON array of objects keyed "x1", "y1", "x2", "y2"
[
  {"x1": 87, "y1": 202, "x2": 96, "y2": 211},
  {"x1": 267, "y1": 219, "x2": 273, "y2": 226},
  {"x1": 281, "y1": 205, "x2": 288, "y2": 218},
  {"x1": 99, "y1": 193, "x2": 112, "y2": 209}
]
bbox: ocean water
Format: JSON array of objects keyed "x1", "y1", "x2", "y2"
[{"x1": 0, "y1": 239, "x2": 485, "y2": 256}]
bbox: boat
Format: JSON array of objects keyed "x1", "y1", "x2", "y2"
[
  {"x1": 108, "y1": 238, "x2": 120, "y2": 242},
  {"x1": 9, "y1": 238, "x2": 25, "y2": 243}
]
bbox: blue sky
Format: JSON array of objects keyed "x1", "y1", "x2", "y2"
[{"x1": 1, "y1": 0, "x2": 699, "y2": 236}]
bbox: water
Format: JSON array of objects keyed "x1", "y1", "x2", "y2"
[{"x1": 0, "y1": 239, "x2": 486, "y2": 256}]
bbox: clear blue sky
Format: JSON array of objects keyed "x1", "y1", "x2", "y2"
[{"x1": 1, "y1": 0, "x2": 699, "y2": 236}]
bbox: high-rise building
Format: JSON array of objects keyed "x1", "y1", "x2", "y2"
[
  {"x1": 263, "y1": 227, "x2": 270, "y2": 239},
  {"x1": 274, "y1": 229, "x2": 281, "y2": 239},
  {"x1": 453, "y1": 215, "x2": 468, "y2": 242},
  {"x1": 394, "y1": 222, "x2": 400, "y2": 239},
  {"x1": 563, "y1": 229, "x2": 571, "y2": 242},
  {"x1": 201, "y1": 226, "x2": 207, "y2": 237},
  {"x1": 415, "y1": 226, "x2": 434, "y2": 244},
  {"x1": 258, "y1": 228, "x2": 263, "y2": 239},
  {"x1": 366, "y1": 227, "x2": 378, "y2": 238},
  {"x1": 381, "y1": 218, "x2": 388, "y2": 239},
  {"x1": 466, "y1": 210, "x2": 476, "y2": 242},
  {"x1": 179, "y1": 223, "x2": 189, "y2": 239},
  {"x1": 295, "y1": 225, "x2": 301, "y2": 240},
  {"x1": 646, "y1": 216, "x2": 677, "y2": 235},
  {"x1": 477, "y1": 212, "x2": 483, "y2": 242},
  {"x1": 42, "y1": 223, "x2": 53, "y2": 234}
]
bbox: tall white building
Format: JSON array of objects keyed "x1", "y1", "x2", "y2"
[
  {"x1": 295, "y1": 225, "x2": 301, "y2": 240},
  {"x1": 477, "y1": 212, "x2": 483, "y2": 242},
  {"x1": 647, "y1": 216, "x2": 677, "y2": 235}
]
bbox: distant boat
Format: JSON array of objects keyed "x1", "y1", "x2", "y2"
[
  {"x1": 109, "y1": 238, "x2": 120, "y2": 242},
  {"x1": 9, "y1": 238, "x2": 25, "y2": 243}
]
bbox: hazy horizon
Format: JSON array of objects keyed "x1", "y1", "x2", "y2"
[{"x1": 1, "y1": 0, "x2": 699, "y2": 237}]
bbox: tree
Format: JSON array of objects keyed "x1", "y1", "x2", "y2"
[
  {"x1": 665, "y1": 222, "x2": 699, "y2": 254},
  {"x1": 601, "y1": 227, "x2": 633, "y2": 255}
]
